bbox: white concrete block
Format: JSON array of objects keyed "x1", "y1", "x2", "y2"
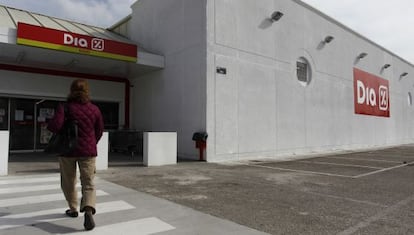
[
  {"x1": 0, "y1": 131, "x2": 9, "y2": 176},
  {"x1": 143, "y1": 132, "x2": 177, "y2": 166},
  {"x1": 96, "y1": 132, "x2": 108, "y2": 170}
]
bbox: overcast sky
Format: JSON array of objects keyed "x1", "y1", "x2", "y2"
[
  {"x1": 0, "y1": 0, "x2": 412, "y2": 64},
  {"x1": 0, "y1": 0, "x2": 136, "y2": 28},
  {"x1": 301, "y1": 0, "x2": 414, "y2": 64}
]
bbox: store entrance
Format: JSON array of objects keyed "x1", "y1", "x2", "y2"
[
  {"x1": 10, "y1": 98, "x2": 59, "y2": 152},
  {"x1": 3, "y1": 97, "x2": 120, "y2": 152}
]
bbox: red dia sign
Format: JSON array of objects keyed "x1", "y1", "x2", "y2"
[
  {"x1": 16, "y1": 22, "x2": 137, "y2": 62},
  {"x1": 354, "y1": 68, "x2": 390, "y2": 117}
]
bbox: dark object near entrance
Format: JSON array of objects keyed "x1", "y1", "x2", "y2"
[
  {"x1": 192, "y1": 132, "x2": 208, "y2": 142},
  {"x1": 192, "y1": 132, "x2": 208, "y2": 161},
  {"x1": 45, "y1": 105, "x2": 78, "y2": 155}
]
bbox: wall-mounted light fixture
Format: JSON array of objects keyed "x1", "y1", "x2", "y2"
[
  {"x1": 216, "y1": 66, "x2": 227, "y2": 75},
  {"x1": 401, "y1": 72, "x2": 408, "y2": 78},
  {"x1": 16, "y1": 51, "x2": 26, "y2": 64},
  {"x1": 382, "y1": 64, "x2": 391, "y2": 69},
  {"x1": 270, "y1": 11, "x2": 283, "y2": 22},
  {"x1": 357, "y1": 52, "x2": 368, "y2": 60},
  {"x1": 323, "y1": 35, "x2": 334, "y2": 44},
  {"x1": 65, "y1": 59, "x2": 79, "y2": 69}
]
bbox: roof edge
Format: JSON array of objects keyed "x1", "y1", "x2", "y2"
[
  {"x1": 293, "y1": 0, "x2": 414, "y2": 67},
  {"x1": 108, "y1": 14, "x2": 132, "y2": 31}
]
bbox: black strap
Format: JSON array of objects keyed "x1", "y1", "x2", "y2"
[{"x1": 63, "y1": 103, "x2": 69, "y2": 120}]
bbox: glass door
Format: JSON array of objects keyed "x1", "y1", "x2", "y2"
[
  {"x1": 35, "y1": 100, "x2": 59, "y2": 150},
  {"x1": 0, "y1": 98, "x2": 9, "y2": 131},
  {"x1": 8, "y1": 97, "x2": 119, "y2": 151},
  {"x1": 10, "y1": 98, "x2": 35, "y2": 151},
  {"x1": 10, "y1": 98, "x2": 59, "y2": 151}
]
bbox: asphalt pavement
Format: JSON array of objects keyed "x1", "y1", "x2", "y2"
[{"x1": 6, "y1": 144, "x2": 414, "y2": 234}]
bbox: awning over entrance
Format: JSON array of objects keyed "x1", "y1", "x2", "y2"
[{"x1": 0, "y1": 5, "x2": 164, "y2": 78}]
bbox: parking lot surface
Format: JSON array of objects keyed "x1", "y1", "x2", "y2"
[{"x1": 8, "y1": 144, "x2": 414, "y2": 234}]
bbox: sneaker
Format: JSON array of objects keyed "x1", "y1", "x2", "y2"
[{"x1": 84, "y1": 210, "x2": 95, "y2": 230}]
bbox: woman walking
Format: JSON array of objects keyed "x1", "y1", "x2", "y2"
[{"x1": 48, "y1": 79, "x2": 104, "y2": 231}]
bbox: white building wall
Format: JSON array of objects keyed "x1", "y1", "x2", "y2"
[
  {"x1": 0, "y1": 70, "x2": 126, "y2": 126},
  {"x1": 128, "y1": 0, "x2": 207, "y2": 159},
  {"x1": 125, "y1": 0, "x2": 414, "y2": 162},
  {"x1": 206, "y1": 0, "x2": 414, "y2": 162}
]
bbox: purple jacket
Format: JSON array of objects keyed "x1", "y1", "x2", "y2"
[{"x1": 47, "y1": 102, "x2": 104, "y2": 157}]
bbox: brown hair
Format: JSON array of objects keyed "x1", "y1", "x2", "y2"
[{"x1": 67, "y1": 79, "x2": 90, "y2": 103}]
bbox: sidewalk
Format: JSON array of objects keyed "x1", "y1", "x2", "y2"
[
  {"x1": 0, "y1": 172, "x2": 268, "y2": 235},
  {"x1": 7, "y1": 145, "x2": 414, "y2": 234}
]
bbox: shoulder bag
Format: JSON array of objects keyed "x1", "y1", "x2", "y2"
[{"x1": 44, "y1": 104, "x2": 78, "y2": 155}]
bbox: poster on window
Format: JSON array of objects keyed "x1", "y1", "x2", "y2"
[
  {"x1": 15, "y1": 110, "x2": 24, "y2": 121},
  {"x1": 40, "y1": 123, "x2": 53, "y2": 144},
  {"x1": 39, "y1": 108, "x2": 55, "y2": 119}
]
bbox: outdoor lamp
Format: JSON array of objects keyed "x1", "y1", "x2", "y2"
[
  {"x1": 270, "y1": 11, "x2": 283, "y2": 22},
  {"x1": 401, "y1": 72, "x2": 408, "y2": 78},
  {"x1": 357, "y1": 52, "x2": 368, "y2": 60},
  {"x1": 323, "y1": 35, "x2": 334, "y2": 44}
]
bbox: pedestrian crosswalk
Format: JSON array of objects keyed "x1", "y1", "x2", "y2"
[
  {"x1": 62, "y1": 218, "x2": 176, "y2": 235},
  {"x1": 0, "y1": 174, "x2": 175, "y2": 235}
]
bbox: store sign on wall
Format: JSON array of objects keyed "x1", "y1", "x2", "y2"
[
  {"x1": 16, "y1": 22, "x2": 137, "y2": 62},
  {"x1": 353, "y1": 68, "x2": 390, "y2": 117}
]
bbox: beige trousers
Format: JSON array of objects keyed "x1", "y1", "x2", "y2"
[{"x1": 59, "y1": 157, "x2": 96, "y2": 214}]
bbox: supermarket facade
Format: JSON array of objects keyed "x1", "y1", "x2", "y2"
[{"x1": 0, "y1": 0, "x2": 413, "y2": 163}]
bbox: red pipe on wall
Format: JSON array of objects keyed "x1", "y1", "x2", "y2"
[{"x1": 0, "y1": 63, "x2": 131, "y2": 128}]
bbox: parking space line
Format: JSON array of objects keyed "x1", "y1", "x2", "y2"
[
  {"x1": 401, "y1": 155, "x2": 414, "y2": 158},
  {"x1": 297, "y1": 160, "x2": 383, "y2": 170},
  {"x1": 306, "y1": 191, "x2": 387, "y2": 208},
  {"x1": 324, "y1": 156, "x2": 402, "y2": 163},
  {"x1": 338, "y1": 195, "x2": 414, "y2": 235},
  {"x1": 243, "y1": 163, "x2": 356, "y2": 178},
  {"x1": 353, "y1": 162, "x2": 413, "y2": 178}
]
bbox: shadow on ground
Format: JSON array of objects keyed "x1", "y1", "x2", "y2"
[{"x1": 7, "y1": 152, "x2": 144, "y2": 175}]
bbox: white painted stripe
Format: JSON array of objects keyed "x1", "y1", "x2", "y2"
[
  {"x1": 306, "y1": 191, "x2": 387, "y2": 208},
  {"x1": 0, "y1": 190, "x2": 108, "y2": 207},
  {"x1": 297, "y1": 160, "x2": 383, "y2": 170},
  {"x1": 0, "y1": 176, "x2": 58, "y2": 185},
  {"x1": 338, "y1": 195, "x2": 414, "y2": 235},
  {"x1": 61, "y1": 217, "x2": 175, "y2": 235},
  {"x1": 0, "y1": 184, "x2": 59, "y2": 194},
  {"x1": 353, "y1": 162, "x2": 413, "y2": 178},
  {"x1": 244, "y1": 163, "x2": 355, "y2": 178},
  {"x1": 0, "y1": 173, "x2": 59, "y2": 179},
  {"x1": 325, "y1": 156, "x2": 401, "y2": 163},
  {"x1": 0, "y1": 183, "x2": 82, "y2": 195},
  {"x1": 0, "y1": 201, "x2": 135, "y2": 230}
]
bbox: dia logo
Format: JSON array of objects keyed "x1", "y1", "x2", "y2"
[
  {"x1": 353, "y1": 68, "x2": 390, "y2": 117},
  {"x1": 356, "y1": 80, "x2": 377, "y2": 106},
  {"x1": 92, "y1": 38, "x2": 104, "y2": 51},
  {"x1": 379, "y1": 85, "x2": 388, "y2": 111}
]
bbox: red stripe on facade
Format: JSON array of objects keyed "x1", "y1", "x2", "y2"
[{"x1": 17, "y1": 22, "x2": 137, "y2": 58}]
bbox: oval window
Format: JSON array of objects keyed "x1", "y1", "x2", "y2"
[{"x1": 296, "y1": 57, "x2": 312, "y2": 86}]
